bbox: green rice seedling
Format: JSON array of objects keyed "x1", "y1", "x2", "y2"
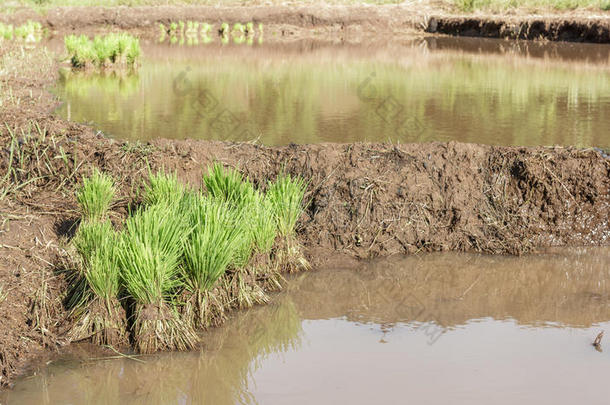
[
  {"x1": 203, "y1": 163, "x2": 256, "y2": 267},
  {"x1": 220, "y1": 22, "x2": 229, "y2": 35},
  {"x1": 169, "y1": 22, "x2": 178, "y2": 33},
  {"x1": 159, "y1": 23, "x2": 167, "y2": 33},
  {"x1": 203, "y1": 163, "x2": 270, "y2": 306},
  {"x1": 118, "y1": 204, "x2": 197, "y2": 353},
  {"x1": 144, "y1": 170, "x2": 184, "y2": 207},
  {"x1": 64, "y1": 33, "x2": 140, "y2": 69},
  {"x1": 178, "y1": 20, "x2": 185, "y2": 34},
  {"x1": 182, "y1": 195, "x2": 243, "y2": 327},
  {"x1": 245, "y1": 22, "x2": 254, "y2": 36},
  {"x1": 69, "y1": 220, "x2": 128, "y2": 346},
  {"x1": 250, "y1": 192, "x2": 277, "y2": 255},
  {"x1": 65, "y1": 34, "x2": 96, "y2": 68},
  {"x1": 76, "y1": 169, "x2": 115, "y2": 223},
  {"x1": 232, "y1": 23, "x2": 245, "y2": 35},
  {"x1": 0, "y1": 23, "x2": 14, "y2": 40},
  {"x1": 258, "y1": 23, "x2": 264, "y2": 33},
  {"x1": 200, "y1": 23, "x2": 212, "y2": 34},
  {"x1": 267, "y1": 173, "x2": 309, "y2": 272}
]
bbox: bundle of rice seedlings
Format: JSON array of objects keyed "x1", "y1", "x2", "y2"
[
  {"x1": 182, "y1": 195, "x2": 243, "y2": 328},
  {"x1": 118, "y1": 205, "x2": 197, "y2": 353},
  {"x1": 267, "y1": 173, "x2": 309, "y2": 272},
  {"x1": 144, "y1": 169, "x2": 185, "y2": 207},
  {"x1": 69, "y1": 221, "x2": 128, "y2": 346},
  {"x1": 65, "y1": 34, "x2": 96, "y2": 69},
  {"x1": 247, "y1": 192, "x2": 283, "y2": 290},
  {"x1": 203, "y1": 164, "x2": 268, "y2": 307},
  {"x1": 64, "y1": 33, "x2": 140, "y2": 69},
  {"x1": 203, "y1": 163, "x2": 256, "y2": 267},
  {"x1": 0, "y1": 23, "x2": 14, "y2": 40},
  {"x1": 76, "y1": 168, "x2": 115, "y2": 223}
]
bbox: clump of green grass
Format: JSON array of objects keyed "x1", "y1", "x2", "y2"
[
  {"x1": 267, "y1": 173, "x2": 309, "y2": 272},
  {"x1": 64, "y1": 33, "x2": 140, "y2": 70},
  {"x1": 69, "y1": 220, "x2": 128, "y2": 346},
  {"x1": 144, "y1": 169, "x2": 184, "y2": 207},
  {"x1": 0, "y1": 21, "x2": 43, "y2": 43},
  {"x1": 76, "y1": 169, "x2": 115, "y2": 223},
  {"x1": 68, "y1": 165, "x2": 307, "y2": 352},
  {"x1": 203, "y1": 163, "x2": 270, "y2": 306},
  {"x1": 182, "y1": 195, "x2": 243, "y2": 327},
  {"x1": 118, "y1": 204, "x2": 197, "y2": 353},
  {"x1": 203, "y1": 163, "x2": 257, "y2": 266}
]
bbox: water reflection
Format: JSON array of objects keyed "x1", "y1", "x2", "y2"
[
  {"x1": 53, "y1": 40, "x2": 610, "y2": 148},
  {"x1": 5, "y1": 247, "x2": 610, "y2": 404}
]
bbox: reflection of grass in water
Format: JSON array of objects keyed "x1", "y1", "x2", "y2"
[
  {"x1": 8, "y1": 293, "x2": 302, "y2": 404},
  {"x1": 55, "y1": 55, "x2": 610, "y2": 147}
]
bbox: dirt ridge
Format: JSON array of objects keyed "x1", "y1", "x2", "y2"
[{"x1": 2, "y1": 5, "x2": 610, "y2": 43}]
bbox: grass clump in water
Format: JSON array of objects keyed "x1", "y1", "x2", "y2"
[
  {"x1": 118, "y1": 205, "x2": 197, "y2": 353},
  {"x1": 76, "y1": 168, "x2": 115, "y2": 223},
  {"x1": 267, "y1": 173, "x2": 309, "y2": 272},
  {"x1": 64, "y1": 33, "x2": 140, "y2": 70}
]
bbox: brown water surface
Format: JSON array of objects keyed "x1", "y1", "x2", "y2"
[
  {"x1": 52, "y1": 37, "x2": 610, "y2": 148},
  {"x1": 4, "y1": 247, "x2": 610, "y2": 404}
]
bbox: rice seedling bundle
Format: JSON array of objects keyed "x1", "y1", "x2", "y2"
[
  {"x1": 203, "y1": 163, "x2": 257, "y2": 267},
  {"x1": 182, "y1": 195, "x2": 243, "y2": 327},
  {"x1": 267, "y1": 173, "x2": 309, "y2": 272},
  {"x1": 64, "y1": 33, "x2": 140, "y2": 70},
  {"x1": 118, "y1": 204, "x2": 197, "y2": 353},
  {"x1": 76, "y1": 168, "x2": 115, "y2": 223},
  {"x1": 0, "y1": 21, "x2": 42, "y2": 42},
  {"x1": 144, "y1": 170, "x2": 185, "y2": 208},
  {"x1": 69, "y1": 220, "x2": 128, "y2": 346}
]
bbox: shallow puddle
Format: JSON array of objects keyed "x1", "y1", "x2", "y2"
[
  {"x1": 4, "y1": 247, "x2": 610, "y2": 404},
  {"x1": 52, "y1": 37, "x2": 610, "y2": 148}
]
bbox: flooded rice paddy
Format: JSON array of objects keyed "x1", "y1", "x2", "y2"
[
  {"x1": 4, "y1": 247, "x2": 610, "y2": 404},
  {"x1": 53, "y1": 37, "x2": 610, "y2": 148}
]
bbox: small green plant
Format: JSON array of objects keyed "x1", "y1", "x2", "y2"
[
  {"x1": 64, "y1": 33, "x2": 140, "y2": 69},
  {"x1": 0, "y1": 21, "x2": 42, "y2": 43},
  {"x1": 144, "y1": 170, "x2": 184, "y2": 207},
  {"x1": 69, "y1": 220, "x2": 128, "y2": 346},
  {"x1": 220, "y1": 22, "x2": 229, "y2": 35},
  {"x1": 245, "y1": 22, "x2": 254, "y2": 36},
  {"x1": 232, "y1": 23, "x2": 245, "y2": 35},
  {"x1": 203, "y1": 163, "x2": 257, "y2": 267},
  {"x1": 267, "y1": 173, "x2": 309, "y2": 272},
  {"x1": 76, "y1": 169, "x2": 115, "y2": 222},
  {"x1": 267, "y1": 173, "x2": 307, "y2": 238},
  {"x1": 182, "y1": 196, "x2": 243, "y2": 327},
  {"x1": 201, "y1": 22, "x2": 212, "y2": 34},
  {"x1": 118, "y1": 204, "x2": 197, "y2": 353}
]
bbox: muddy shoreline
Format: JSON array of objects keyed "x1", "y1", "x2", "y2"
[
  {"x1": 1, "y1": 14, "x2": 610, "y2": 389},
  {"x1": 2, "y1": 5, "x2": 610, "y2": 43}
]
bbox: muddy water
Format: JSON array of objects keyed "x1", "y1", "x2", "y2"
[
  {"x1": 52, "y1": 37, "x2": 610, "y2": 148},
  {"x1": 4, "y1": 247, "x2": 610, "y2": 404}
]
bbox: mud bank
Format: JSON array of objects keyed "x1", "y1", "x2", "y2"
[
  {"x1": 428, "y1": 15, "x2": 610, "y2": 43},
  {"x1": 2, "y1": 5, "x2": 610, "y2": 43}
]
